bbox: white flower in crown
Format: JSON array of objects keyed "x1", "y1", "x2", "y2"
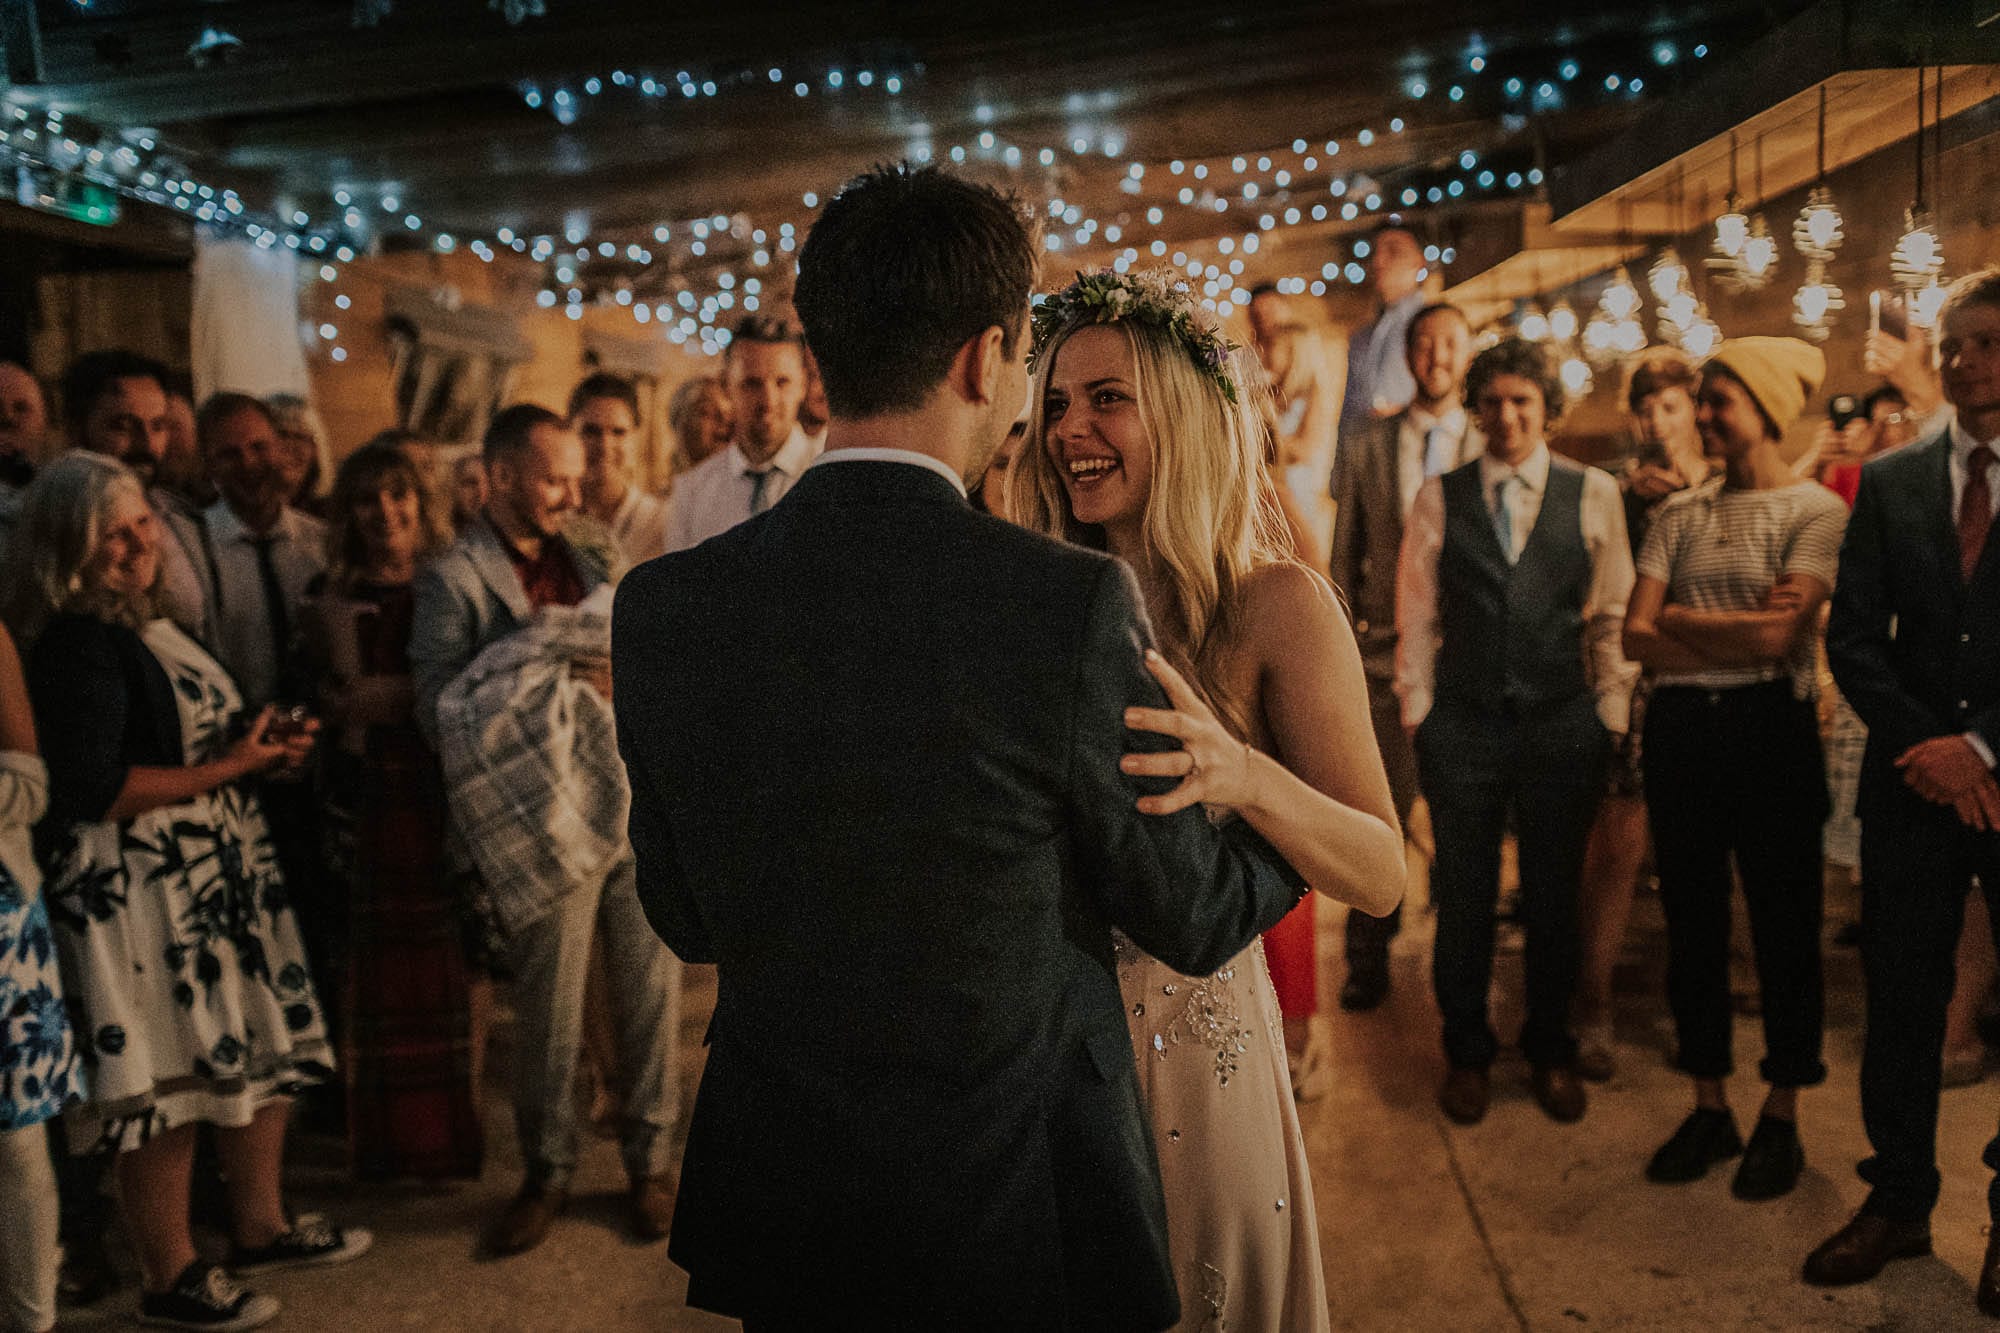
[{"x1": 1030, "y1": 268, "x2": 1242, "y2": 404}]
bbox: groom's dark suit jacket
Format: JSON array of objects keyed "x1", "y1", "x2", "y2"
[{"x1": 613, "y1": 459, "x2": 1304, "y2": 1330}]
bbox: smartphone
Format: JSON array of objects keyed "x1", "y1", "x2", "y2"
[{"x1": 1827, "y1": 394, "x2": 1865, "y2": 430}]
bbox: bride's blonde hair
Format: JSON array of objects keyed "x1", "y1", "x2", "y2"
[{"x1": 1011, "y1": 313, "x2": 1296, "y2": 737}]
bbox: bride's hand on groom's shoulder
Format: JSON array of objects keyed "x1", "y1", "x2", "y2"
[{"x1": 1121, "y1": 650, "x2": 1258, "y2": 817}]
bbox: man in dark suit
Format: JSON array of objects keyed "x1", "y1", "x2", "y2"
[
  {"x1": 1329, "y1": 300, "x2": 1478, "y2": 1009},
  {"x1": 1809, "y1": 269, "x2": 2000, "y2": 1313},
  {"x1": 612, "y1": 165, "x2": 1304, "y2": 1331}
]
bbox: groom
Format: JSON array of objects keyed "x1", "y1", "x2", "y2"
[{"x1": 613, "y1": 164, "x2": 1305, "y2": 1330}]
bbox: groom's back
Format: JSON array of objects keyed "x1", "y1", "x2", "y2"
[{"x1": 614, "y1": 460, "x2": 1173, "y2": 1327}]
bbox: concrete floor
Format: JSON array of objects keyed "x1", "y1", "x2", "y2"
[{"x1": 61, "y1": 864, "x2": 2000, "y2": 1332}]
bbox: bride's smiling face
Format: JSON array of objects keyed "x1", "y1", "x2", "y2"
[{"x1": 1043, "y1": 324, "x2": 1154, "y2": 532}]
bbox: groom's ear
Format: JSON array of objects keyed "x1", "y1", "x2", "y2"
[{"x1": 947, "y1": 325, "x2": 1009, "y2": 406}]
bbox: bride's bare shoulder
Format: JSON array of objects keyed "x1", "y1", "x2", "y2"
[{"x1": 1235, "y1": 560, "x2": 1356, "y2": 668}]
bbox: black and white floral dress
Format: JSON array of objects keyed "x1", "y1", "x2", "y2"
[{"x1": 43, "y1": 619, "x2": 330, "y2": 1154}]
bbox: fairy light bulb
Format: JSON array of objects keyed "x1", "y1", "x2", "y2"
[
  {"x1": 1891, "y1": 206, "x2": 1944, "y2": 291},
  {"x1": 1599, "y1": 270, "x2": 1642, "y2": 321},
  {"x1": 1559, "y1": 355, "x2": 1594, "y2": 397},
  {"x1": 1517, "y1": 303, "x2": 1551, "y2": 342},
  {"x1": 1793, "y1": 185, "x2": 1845, "y2": 260},
  {"x1": 1740, "y1": 217, "x2": 1778, "y2": 283},
  {"x1": 1648, "y1": 248, "x2": 1690, "y2": 304},
  {"x1": 1547, "y1": 300, "x2": 1580, "y2": 343},
  {"x1": 1680, "y1": 311, "x2": 1722, "y2": 359},
  {"x1": 1712, "y1": 201, "x2": 1749, "y2": 259},
  {"x1": 1612, "y1": 318, "x2": 1648, "y2": 355},
  {"x1": 1792, "y1": 260, "x2": 1844, "y2": 340}
]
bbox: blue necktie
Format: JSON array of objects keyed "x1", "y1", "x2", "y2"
[
  {"x1": 747, "y1": 468, "x2": 774, "y2": 516},
  {"x1": 1491, "y1": 476, "x2": 1516, "y2": 561}
]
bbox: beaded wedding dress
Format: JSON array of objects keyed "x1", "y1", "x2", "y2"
[{"x1": 1117, "y1": 929, "x2": 1330, "y2": 1331}]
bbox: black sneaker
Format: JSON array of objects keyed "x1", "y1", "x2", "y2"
[
  {"x1": 228, "y1": 1213, "x2": 373, "y2": 1276},
  {"x1": 1645, "y1": 1108, "x2": 1744, "y2": 1183},
  {"x1": 138, "y1": 1261, "x2": 278, "y2": 1331},
  {"x1": 1732, "y1": 1115, "x2": 1805, "y2": 1200}
]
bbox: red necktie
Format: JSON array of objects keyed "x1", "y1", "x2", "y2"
[{"x1": 1964, "y1": 446, "x2": 1996, "y2": 582}]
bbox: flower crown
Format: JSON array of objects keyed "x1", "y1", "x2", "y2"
[{"x1": 1029, "y1": 269, "x2": 1242, "y2": 404}]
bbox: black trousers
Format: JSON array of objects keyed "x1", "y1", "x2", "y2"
[
  {"x1": 1855, "y1": 778, "x2": 2000, "y2": 1220},
  {"x1": 1346, "y1": 674, "x2": 1418, "y2": 967},
  {"x1": 1643, "y1": 682, "x2": 1828, "y2": 1087},
  {"x1": 1416, "y1": 694, "x2": 1607, "y2": 1071}
]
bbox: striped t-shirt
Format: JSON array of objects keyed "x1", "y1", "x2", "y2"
[{"x1": 1635, "y1": 477, "x2": 1848, "y2": 698}]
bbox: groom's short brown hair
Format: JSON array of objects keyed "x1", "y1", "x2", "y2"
[{"x1": 794, "y1": 164, "x2": 1038, "y2": 418}]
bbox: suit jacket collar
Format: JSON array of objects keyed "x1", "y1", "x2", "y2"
[
  {"x1": 462, "y1": 515, "x2": 534, "y2": 622},
  {"x1": 783, "y1": 457, "x2": 969, "y2": 508}
]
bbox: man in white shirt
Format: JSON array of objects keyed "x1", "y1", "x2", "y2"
[
  {"x1": 1395, "y1": 337, "x2": 1635, "y2": 1129},
  {"x1": 665, "y1": 315, "x2": 821, "y2": 553},
  {"x1": 1328, "y1": 301, "x2": 1480, "y2": 1010},
  {"x1": 570, "y1": 371, "x2": 669, "y2": 573},
  {"x1": 196, "y1": 393, "x2": 328, "y2": 713}
]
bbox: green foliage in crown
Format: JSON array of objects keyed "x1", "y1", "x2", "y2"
[{"x1": 1029, "y1": 269, "x2": 1242, "y2": 404}]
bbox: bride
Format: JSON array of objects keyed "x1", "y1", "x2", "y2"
[{"x1": 1012, "y1": 271, "x2": 1405, "y2": 1330}]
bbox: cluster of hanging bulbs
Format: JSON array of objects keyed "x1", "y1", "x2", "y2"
[
  {"x1": 1581, "y1": 268, "x2": 1648, "y2": 367},
  {"x1": 1517, "y1": 296, "x2": 1597, "y2": 395},
  {"x1": 1646, "y1": 246, "x2": 1722, "y2": 357}
]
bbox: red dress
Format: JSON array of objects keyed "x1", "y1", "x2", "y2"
[{"x1": 1260, "y1": 897, "x2": 1318, "y2": 1017}]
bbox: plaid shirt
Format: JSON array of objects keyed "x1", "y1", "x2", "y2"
[{"x1": 433, "y1": 590, "x2": 628, "y2": 935}]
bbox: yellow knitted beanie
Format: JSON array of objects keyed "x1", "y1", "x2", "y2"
[{"x1": 1703, "y1": 337, "x2": 1826, "y2": 431}]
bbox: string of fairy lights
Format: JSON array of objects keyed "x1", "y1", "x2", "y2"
[{"x1": 13, "y1": 31, "x2": 1953, "y2": 375}]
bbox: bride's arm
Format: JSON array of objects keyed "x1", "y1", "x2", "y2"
[{"x1": 1122, "y1": 564, "x2": 1405, "y2": 917}]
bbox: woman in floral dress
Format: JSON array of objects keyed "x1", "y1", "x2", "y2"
[
  {"x1": 2, "y1": 454, "x2": 368, "y2": 1332},
  {"x1": 0, "y1": 616, "x2": 73, "y2": 1333}
]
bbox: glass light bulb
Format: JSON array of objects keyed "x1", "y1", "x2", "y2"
[
  {"x1": 1648, "y1": 250, "x2": 1689, "y2": 303},
  {"x1": 1742, "y1": 232, "x2": 1777, "y2": 278},
  {"x1": 1548, "y1": 301, "x2": 1580, "y2": 342},
  {"x1": 1712, "y1": 211, "x2": 1748, "y2": 259},
  {"x1": 1518, "y1": 306, "x2": 1551, "y2": 342},
  {"x1": 1911, "y1": 280, "x2": 1948, "y2": 328},
  {"x1": 1599, "y1": 273, "x2": 1642, "y2": 321},
  {"x1": 1664, "y1": 290, "x2": 1698, "y2": 330},
  {"x1": 1560, "y1": 357, "x2": 1593, "y2": 396}
]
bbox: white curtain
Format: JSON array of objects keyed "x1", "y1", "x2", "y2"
[{"x1": 190, "y1": 234, "x2": 310, "y2": 402}]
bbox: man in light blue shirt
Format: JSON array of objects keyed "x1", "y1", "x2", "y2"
[{"x1": 1338, "y1": 223, "x2": 1429, "y2": 454}]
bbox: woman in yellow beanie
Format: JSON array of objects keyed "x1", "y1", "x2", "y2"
[{"x1": 1621, "y1": 335, "x2": 1850, "y2": 1200}]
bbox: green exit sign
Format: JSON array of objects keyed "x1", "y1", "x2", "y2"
[{"x1": 13, "y1": 169, "x2": 121, "y2": 226}]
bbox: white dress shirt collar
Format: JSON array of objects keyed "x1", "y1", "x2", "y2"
[
  {"x1": 205, "y1": 500, "x2": 304, "y2": 546},
  {"x1": 1950, "y1": 414, "x2": 2000, "y2": 461},
  {"x1": 809, "y1": 447, "x2": 968, "y2": 498},
  {"x1": 731, "y1": 426, "x2": 816, "y2": 480},
  {"x1": 1406, "y1": 403, "x2": 1468, "y2": 438},
  {"x1": 1478, "y1": 441, "x2": 1550, "y2": 492}
]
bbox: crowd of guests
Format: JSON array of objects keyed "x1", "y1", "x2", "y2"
[
  {"x1": 0, "y1": 338, "x2": 775, "y2": 1330},
  {"x1": 0, "y1": 216, "x2": 1993, "y2": 1328}
]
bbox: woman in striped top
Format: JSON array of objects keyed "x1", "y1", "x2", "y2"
[{"x1": 1622, "y1": 337, "x2": 1849, "y2": 1202}]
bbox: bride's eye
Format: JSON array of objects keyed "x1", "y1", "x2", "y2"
[
  {"x1": 1094, "y1": 389, "x2": 1128, "y2": 408},
  {"x1": 1044, "y1": 397, "x2": 1067, "y2": 421}
]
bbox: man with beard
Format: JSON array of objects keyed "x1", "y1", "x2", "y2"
[
  {"x1": 60, "y1": 350, "x2": 210, "y2": 640},
  {"x1": 665, "y1": 314, "x2": 821, "y2": 553},
  {"x1": 411, "y1": 404, "x2": 679, "y2": 1258}
]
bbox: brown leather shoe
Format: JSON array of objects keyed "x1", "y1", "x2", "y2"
[
  {"x1": 1978, "y1": 1225, "x2": 2000, "y2": 1317},
  {"x1": 1438, "y1": 1066, "x2": 1490, "y2": 1125},
  {"x1": 1801, "y1": 1211, "x2": 1932, "y2": 1286},
  {"x1": 1530, "y1": 1065, "x2": 1587, "y2": 1123},
  {"x1": 484, "y1": 1181, "x2": 566, "y2": 1257},
  {"x1": 629, "y1": 1172, "x2": 678, "y2": 1243}
]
